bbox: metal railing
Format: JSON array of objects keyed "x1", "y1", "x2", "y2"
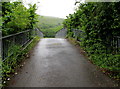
[
  {"x1": 55, "y1": 28, "x2": 67, "y2": 38},
  {"x1": 71, "y1": 29, "x2": 120, "y2": 54},
  {"x1": 1, "y1": 29, "x2": 43, "y2": 61},
  {"x1": 113, "y1": 36, "x2": 120, "y2": 53},
  {"x1": 68, "y1": 29, "x2": 86, "y2": 42},
  {"x1": 34, "y1": 28, "x2": 44, "y2": 38},
  {"x1": 72, "y1": 29, "x2": 85, "y2": 41}
]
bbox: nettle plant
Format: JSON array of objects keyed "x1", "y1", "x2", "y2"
[{"x1": 2, "y1": 45, "x2": 21, "y2": 82}]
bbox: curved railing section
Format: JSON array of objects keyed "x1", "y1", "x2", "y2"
[{"x1": 55, "y1": 28, "x2": 67, "y2": 38}]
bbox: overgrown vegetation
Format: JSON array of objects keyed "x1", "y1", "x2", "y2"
[
  {"x1": 2, "y1": 36, "x2": 40, "y2": 86},
  {"x1": 1, "y1": 1, "x2": 63, "y2": 86},
  {"x1": 63, "y1": 2, "x2": 120, "y2": 79},
  {"x1": 36, "y1": 16, "x2": 64, "y2": 37},
  {"x1": 2, "y1": 2, "x2": 38, "y2": 36},
  {"x1": 1, "y1": 1, "x2": 39, "y2": 86}
]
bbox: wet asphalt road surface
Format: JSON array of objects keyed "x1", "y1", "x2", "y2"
[{"x1": 7, "y1": 38, "x2": 118, "y2": 87}]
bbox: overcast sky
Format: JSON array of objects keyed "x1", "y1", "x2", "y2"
[{"x1": 23, "y1": 0, "x2": 78, "y2": 19}]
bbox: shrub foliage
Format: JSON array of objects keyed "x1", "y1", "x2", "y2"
[
  {"x1": 63, "y1": 2, "x2": 120, "y2": 79},
  {"x1": 2, "y1": 2, "x2": 38, "y2": 36}
]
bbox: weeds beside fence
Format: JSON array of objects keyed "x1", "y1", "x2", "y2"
[
  {"x1": 66, "y1": 29, "x2": 120, "y2": 81},
  {"x1": 1, "y1": 28, "x2": 43, "y2": 61},
  {"x1": 69, "y1": 29, "x2": 120, "y2": 79},
  {"x1": 2, "y1": 30, "x2": 30, "y2": 61},
  {"x1": 1, "y1": 28, "x2": 43, "y2": 85}
]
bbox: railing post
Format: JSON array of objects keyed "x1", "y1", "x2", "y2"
[
  {"x1": 0, "y1": 42, "x2": 1, "y2": 61},
  {"x1": 118, "y1": 37, "x2": 120, "y2": 52},
  {"x1": 116, "y1": 37, "x2": 118, "y2": 52},
  {"x1": 0, "y1": 26, "x2": 2, "y2": 87}
]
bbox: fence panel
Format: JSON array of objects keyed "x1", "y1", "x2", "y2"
[
  {"x1": 1, "y1": 29, "x2": 43, "y2": 61},
  {"x1": 113, "y1": 36, "x2": 120, "y2": 53},
  {"x1": 33, "y1": 28, "x2": 44, "y2": 38},
  {"x1": 55, "y1": 28, "x2": 67, "y2": 38},
  {"x1": 72, "y1": 29, "x2": 86, "y2": 41},
  {"x1": 71, "y1": 29, "x2": 120, "y2": 54},
  {"x1": 2, "y1": 30, "x2": 31, "y2": 61},
  {"x1": 0, "y1": 39, "x2": 1, "y2": 59}
]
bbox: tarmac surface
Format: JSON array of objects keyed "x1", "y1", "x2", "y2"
[{"x1": 7, "y1": 38, "x2": 118, "y2": 87}]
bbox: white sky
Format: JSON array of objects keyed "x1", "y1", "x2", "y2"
[{"x1": 23, "y1": 0, "x2": 78, "y2": 19}]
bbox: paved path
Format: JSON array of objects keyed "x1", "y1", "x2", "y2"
[{"x1": 7, "y1": 38, "x2": 118, "y2": 87}]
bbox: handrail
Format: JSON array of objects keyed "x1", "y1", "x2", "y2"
[
  {"x1": 0, "y1": 30, "x2": 30, "y2": 39},
  {"x1": 114, "y1": 36, "x2": 120, "y2": 38},
  {"x1": 35, "y1": 28, "x2": 44, "y2": 33},
  {"x1": 1, "y1": 28, "x2": 44, "y2": 61}
]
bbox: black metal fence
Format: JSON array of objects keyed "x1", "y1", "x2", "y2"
[
  {"x1": 71, "y1": 29, "x2": 120, "y2": 54},
  {"x1": 34, "y1": 28, "x2": 44, "y2": 38},
  {"x1": 72, "y1": 29, "x2": 86, "y2": 41},
  {"x1": 113, "y1": 36, "x2": 120, "y2": 53},
  {"x1": 1, "y1": 29, "x2": 43, "y2": 61}
]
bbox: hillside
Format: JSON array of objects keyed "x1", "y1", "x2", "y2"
[
  {"x1": 36, "y1": 16, "x2": 64, "y2": 29},
  {"x1": 36, "y1": 16, "x2": 64, "y2": 37}
]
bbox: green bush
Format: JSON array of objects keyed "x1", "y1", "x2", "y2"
[
  {"x1": 2, "y1": 2, "x2": 38, "y2": 36},
  {"x1": 63, "y1": 2, "x2": 120, "y2": 79}
]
